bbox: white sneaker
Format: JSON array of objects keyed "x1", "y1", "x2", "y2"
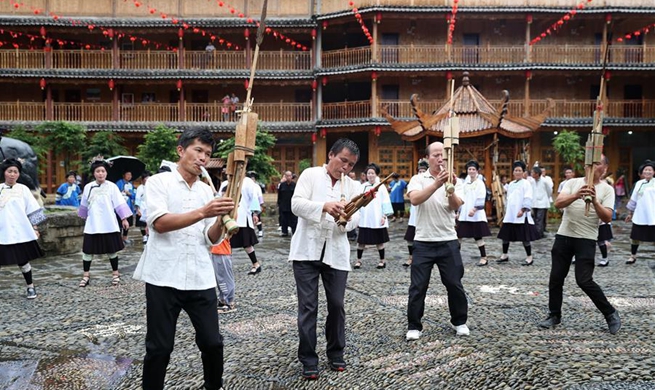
[
  {"x1": 598, "y1": 258, "x2": 609, "y2": 267},
  {"x1": 454, "y1": 324, "x2": 470, "y2": 336},
  {"x1": 257, "y1": 231, "x2": 263, "y2": 237},
  {"x1": 406, "y1": 330, "x2": 421, "y2": 341}
]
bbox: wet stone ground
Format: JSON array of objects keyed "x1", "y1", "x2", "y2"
[{"x1": 1, "y1": 218, "x2": 654, "y2": 389}]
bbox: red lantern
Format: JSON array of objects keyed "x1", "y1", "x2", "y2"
[
  {"x1": 311, "y1": 29, "x2": 316, "y2": 40},
  {"x1": 446, "y1": 71, "x2": 453, "y2": 80},
  {"x1": 108, "y1": 79, "x2": 115, "y2": 91},
  {"x1": 244, "y1": 79, "x2": 249, "y2": 90},
  {"x1": 244, "y1": 28, "x2": 250, "y2": 40},
  {"x1": 374, "y1": 126, "x2": 381, "y2": 137},
  {"x1": 108, "y1": 28, "x2": 114, "y2": 40},
  {"x1": 176, "y1": 79, "x2": 183, "y2": 91},
  {"x1": 371, "y1": 71, "x2": 378, "y2": 81},
  {"x1": 311, "y1": 132, "x2": 317, "y2": 144},
  {"x1": 322, "y1": 20, "x2": 328, "y2": 30},
  {"x1": 604, "y1": 71, "x2": 611, "y2": 81},
  {"x1": 39, "y1": 78, "x2": 46, "y2": 90},
  {"x1": 376, "y1": 12, "x2": 382, "y2": 24},
  {"x1": 525, "y1": 70, "x2": 532, "y2": 80},
  {"x1": 320, "y1": 128, "x2": 327, "y2": 138},
  {"x1": 178, "y1": 28, "x2": 184, "y2": 40},
  {"x1": 40, "y1": 26, "x2": 46, "y2": 39},
  {"x1": 311, "y1": 79, "x2": 318, "y2": 91},
  {"x1": 322, "y1": 76, "x2": 328, "y2": 86},
  {"x1": 605, "y1": 14, "x2": 612, "y2": 24},
  {"x1": 526, "y1": 14, "x2": 533, "y2": 24}
]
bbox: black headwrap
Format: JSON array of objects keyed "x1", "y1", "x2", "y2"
[{"x1": 1, "y1": 158, "x2": 22, "y2": 176}]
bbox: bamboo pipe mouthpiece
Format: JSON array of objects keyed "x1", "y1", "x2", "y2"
[{"x1": 222, "y1": 215, "x2": 239, "y2": 234}]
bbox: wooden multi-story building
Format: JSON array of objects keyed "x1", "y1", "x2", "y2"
[{"x1": 0, "y1": 0, "x2": 653, "y2": 192}]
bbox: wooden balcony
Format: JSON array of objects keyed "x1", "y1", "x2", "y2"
[
  {"x1": 52, "y1": 50, "x2": 113, "y2": 69},
  {"x1": 323, "y1": 100, "x2": 372, "y2": 120},
  {"x1": 0, "y1": 102, "x2": 45, "y2": 121},
  {"x1": 321, "y1": 0, "x2": 655, "y2": 13},
  {"x1": 185, "y1": 102, "x2": 312, "y2": 122},
  {"x1": 54, "y1": 103, "x2": 113, "y2": 121},
  {"x1": 120, "y1": 50, "x2": 178, "y2": 69},
  {"x1": 321, "y1": 45, "x2": 655, "y2": 68},
  {"x1": 0, "y1": 50, "x2": 45, "y2": 69}
]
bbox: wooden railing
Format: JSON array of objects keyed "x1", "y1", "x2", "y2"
[
  {"x1": 52, "y1": 50, "x2": 112, "y2": 69},
  {"x1": 258, "y1": 51, "x2": 312, "y2": 70},
  {"x1": 323, "y1": 100, "x2": 372, "y2": 119},
  {"x1": 450, "y1": 46, "x2": 526, "y2": 64},
  {"x1": 120, "y1": 103, "x2": 180, "y2": 121},
  {"x1": 379, "y1": 99, "x2": 445, "y2": 118},
  {"x1": 0, "y1": 50, "x2": 45, "y2": 69},
  {"x1": 0, "y1": 102, "x2": 45, "y2": 121},
  {"x1": 322, "y1": 47, "x2": 371, "y2": 68},
  {"x1": 185, "y1": 51, "x2": 246, "y2": 70},
  {"x1": 185, "y1": 102, "x2": 312, "y2": 122},
  {"x1": 53, "y1": 103, "x2": 113, "y2": 121},
  {"x1": 320, "y1": 0, "x2": 654, "y2": 13},
  {"x1": 120, "y1": 50, "x2": 178, "y2": 69}
]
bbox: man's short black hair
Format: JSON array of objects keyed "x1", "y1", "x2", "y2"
[
  {"x1": 329, "y1": 138, "x2": 360, "y2": 159},
  {"x1": 532, "y1": 166, "x2": 542, "y2": 175},
  {"x1": 178, "y1": 128, "x2": 215, "y2": 150}
]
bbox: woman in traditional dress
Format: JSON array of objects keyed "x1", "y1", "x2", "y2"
[
  {"x1": 457, "y1": 160, "x2": 492, "y2": 266},
  {"x1": 78, "y1": 157, "x2": 132, "y2": 287},
  {"x1": 403, "y1": 159, "x2": 429, "y2": 267},
  {"x1": 55, "y1": 170, "x2": 81, "y2": 207},
  {"x1": 497, "y1": 160, "x2": 540, "y2": 266},
  {"x1": 0, "y1": 158, "x2": 46, "y2": 299},
  {"x1": 625, "y1": 160, "x2": 655, "y2": 264},
  {"x1": 354, "y1": 163, "x2": 393, "y2": 269}
]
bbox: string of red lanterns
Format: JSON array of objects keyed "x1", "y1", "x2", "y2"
[
  {"x1": 616, "y1": 22, "x2": 655, "y2": 42},
  {"x1": 447, "y1": 0, "x2": 459, "y2": 45},
  {"x1": 530, "y1": 0, "x2": 593, "y2": 45},
  {"x1": 349, "y1": 2, "x2": 374, "y2": 45}
]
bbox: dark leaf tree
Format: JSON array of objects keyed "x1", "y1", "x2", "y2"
[
  {"x1": 80, "y1": 132, "x2": 128, "y2": 174},
  {"x1": 552, "y1": 130, "x2": 584, "y2": 173},
  {"x1": 214, "y1": 125, "x2": 279, "y2": 184},
  {"x1": 137, "y1": 124, "x2": 179, "y2": 172},
  {"x1": 35, "y1": 121, "x2": 87, "y2": 173}
]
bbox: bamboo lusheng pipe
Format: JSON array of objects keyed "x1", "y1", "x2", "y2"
[
  {"x1": 337, "y1": 173, "x2": 395, "y2": 227},
  {"x1": 443, "y1": 78, "x2": 460, "y2": 196}
]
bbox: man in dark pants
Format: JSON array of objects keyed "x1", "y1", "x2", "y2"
[
  {"x1": 406, "y1": 142, "x2": 469, "y2": 341},
  {"x1": 289, "y1": 138, "x2": 361, "y2": 380},
  {"x1": 539, "y1": 155, "x2": 621, "y2": 334},
  {"x1": 133, "y1": 128, "x2": 235, "y2": 389},
  {"x1": 277, "y1": 170, "x2": 297, "y2": 236}
]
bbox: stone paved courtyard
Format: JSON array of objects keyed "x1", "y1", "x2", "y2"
[{"x1": 1, "y1": 218, "x2": 654, "y2": 389}]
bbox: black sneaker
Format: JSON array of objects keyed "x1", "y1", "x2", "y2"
[
  {"x1": 26, "y1": 287, "x2": 37, "y2": 299},
  {"x1": 301, "y1": 365, "x2": 319, "y2": 380},
  {"x1": 328, "y1": 358, "x2": 347, "y2": 372},
  {"x1": 605, "y1": 311, "x2": 621, "y2": 335},
  {"x1": 538, "y1": 315, "x2": 561, "y2": 328}
]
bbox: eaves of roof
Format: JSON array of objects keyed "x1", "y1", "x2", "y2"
[
  {"x1": 0, "y1": 69, "x2": 314, "y2": 80},
  {"x1": 317, "y1": 6, "x2": 655, "y2": 20},
  {"x1": 0, "y1": 121, "x2": 318, "y2": 132},
  {"x1": 317, "y1": 118, "x2": 389, "y2": 128},
  {"x1": 0, "y1": 16, "x2": 316, "y2": 28},
  {"x1": 542, "y1": 118, "x2": 655, "y2": 127}
]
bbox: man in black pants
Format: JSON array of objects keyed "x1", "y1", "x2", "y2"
[
  {"x1": 133, "y1": 129, "x2": 235, "y2": 389},
  {"x1": 289, "y1": 138, "x2": 361, "y2": 380},
  {"x1": 539, "y1": 155, "x2": 621, "y2": 334},
  {"x1": 277, "y1": 170, "x2": 297, "y2": 236}
]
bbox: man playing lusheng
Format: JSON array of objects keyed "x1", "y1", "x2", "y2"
[
  {"x1": 539, "y1": 155, "x2": 621, "y2": 334},
  {"x1": 133, "y1": 128, "x2": 235, "y2": 390}
]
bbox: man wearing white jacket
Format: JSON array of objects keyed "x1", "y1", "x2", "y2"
[
  {"x1": 530, "y1": 166, "x2": 553, "y2": 239},
  {"x1": 289, "y1": 138, "x2": 360, "y2": 380}
]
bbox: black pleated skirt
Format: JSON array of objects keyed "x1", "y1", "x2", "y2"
[
  {"x1": 230, "y1": 227, "x2": 259, "y2": 248},
  {"x1": 357, "y1": 227, "x2": 389, "y2": 245},
  {"x1": 598, "y1": 224, "x2": 613, "y2": 241},
  {"x1": 0, "y1": 240, "x2": 44, "y2": 266},
  {"x1": 457, "y1": 221, "x2": 492, "y2": 239},
  {"x1": 404, "y1": 225, "x2": 416, "y2": 242},
  {"x1": 497, "y1": 221, "x2": 541, "y2": 242},
  {"x1": 630, "y1": 224, "x2": 655, "y2": 242},
  {"x1": 82, "y1": 232, "x2": 125, "y2": 254}
]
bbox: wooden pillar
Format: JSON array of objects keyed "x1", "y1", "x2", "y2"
[
  {"x1": 369, "y1": 130, "x2": 379, "y2": 165},
  {"x1": 316, "y1": 83, "x2": 323, "y2": 121},
  {"x1": 178, "y1": 34, "x2": 184, "y2": 69},
  {"x1": 372, "y1": 17, "x2": 378, "y2": 63},
  {"x1": 314, "y1": 135, "x2": 327, "y2": 166},
  {"x1": 524, "y1": 76, "x2": 530, "y2": 117},
  {"x1": 371, "y1": 77, "x2": 378, "y2": 117},
  {"x1": 112, "y1": 87, "x2": 119, "y2": 121},
  {"x1": 112, "y1": 37, "x2": 119, "y2": 69},
  {"x1": 179, "y1": 87, "x2": 186, "y2": 121},
  {"x1": 245, "y1": 29, "x2": 252, "y2": 69},
  {"x1": 605, "y1": 129, "x2": 620, "y2": 177},
  {"x1": 525, "y1": 16, "x2": 531, "y2": 63},
  {"x1": 44, "y1": 43, "x2": 52, "y2": 69},
  {"x1": 45, "y1": 85, "x2": 53, "y2": 121}
]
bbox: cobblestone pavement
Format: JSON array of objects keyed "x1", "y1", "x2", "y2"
[{"x1": 1, "y1": 218, "x2": 654, "y2": 389}]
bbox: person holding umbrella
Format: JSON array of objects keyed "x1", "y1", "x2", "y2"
[
  {"x1": 115, "y1": 170, "x2": 136, "y2": 245},
  {"x1": 78, "y1": 156, "x2": 132, "y2": 287}
]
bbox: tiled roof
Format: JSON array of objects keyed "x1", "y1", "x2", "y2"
[
  {"x1": 206, "y1": 158, "x2": 225, "y2": 169},
  {"x1": 0, "y1": 121, "x2": 317, "y2": 133},
  {"x1": 0, "y1": 16, "x2": 315, "y2": 28}
]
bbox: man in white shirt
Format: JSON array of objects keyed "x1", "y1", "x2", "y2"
[
  {"x1": 530, "y1": 166, "x2": 553, "y2": 239},
  {"x1": 557, "y1": 167, "x2": 575, "y2": 194},
  {"x1": 289, "y1": 138, "x2": 360, "y2": 380},
  {"x1": 406, "y1": 142, "x2": 469, "y2": 341},
  {"x1": 539, "y1": 155, "x2": 621, "y2": 334},
  {"x1": 133, "y1": 129, "x2": 235, "y2": 390}
]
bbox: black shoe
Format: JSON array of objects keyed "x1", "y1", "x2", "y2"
[
  {"x1": 376, "y1": 261, "x2": 386, "y2": 269},
  {"x1": 522, "y1": 259, "x2": 534, "y2": 266},
  {"x1": 248, "y1": 265, "x2": 262, "y2": 275},
  {"x1": 496, "y1": 256, "x2": 509, "y2": 263},
  {"x1": 477, "y1": 259, "x2": 488, "y2": 267},
  {"x1": 605, "y1": 311, "x2": 621, "y2": 335},
  {"x1": 301, "y1": 365, "x2": 319, "y2": 380},
  {"x1": 328, "y1": 357, "x2": 347, "y2": 372},
  {"x1": 538, "y1": 315, "x2": 561, "y2": 328}
]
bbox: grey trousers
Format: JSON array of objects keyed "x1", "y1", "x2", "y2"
[
  {"x1": 211, "y1": 254, "x2": 235, "y2": 304},
  {"x1": 292, "y1": 260, "x2": 348, "y2": 367}
]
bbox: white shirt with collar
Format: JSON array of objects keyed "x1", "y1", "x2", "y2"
[
  {"x1": 133, "y1": 170, "x2": 218, "y2": 290},
  {"x1": 0, "y1": 182, "x2": 45, "y2": 245},
  {"x1": 407, "y1": 172, "x2": 463, "y2": 242},
  {"x1": 530, "y1": 176, "x2": 553, "y2": 209},
  {"x1": 457, "y1": 175, "x2": 487, "y2": 223},
  {"x1": 288, "y1": 165, "x2": 360, "y2": 271}
]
